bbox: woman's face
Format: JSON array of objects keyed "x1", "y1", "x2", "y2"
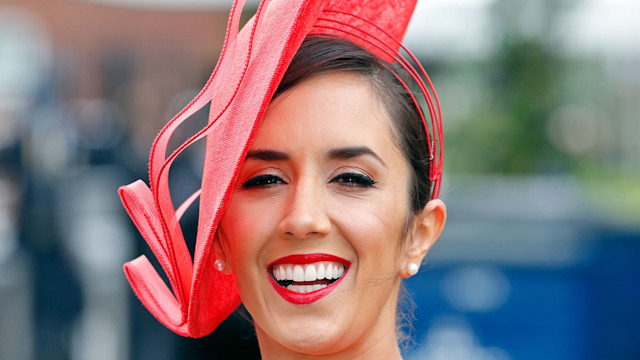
[{"x1": 219, "y1": 72, "x2": 417, "y2": 356}]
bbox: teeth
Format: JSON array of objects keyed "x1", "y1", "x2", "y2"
[
  {"x1": 287, "y1": 283, "x2": 328, "y2": 293},
  {"x1": 272, "y1": 261, "x2": 346, "y2": 283},
  {"x1": 326, "y1": 263, "x2": 333, "y2": 279},
  {"x1": 317, "y1": 263, "x2": 325, "y2": 279},
  {"x1": 293, "y1": 265, "x2": 304, "y2": 282},
  {"x1": 304, "y1": 265, "x2": 316, "y2": 282}
]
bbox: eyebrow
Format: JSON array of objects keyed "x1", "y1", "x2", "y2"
[
  {"x1": 245, "y1": 146, "x2": 386, "y2": 167},
  {"x1": 245, "y1": 149, "x2": 290, "y2": 161},
  {"x1": 327, "y1": 146, "x2": 386, "y2": 167}
]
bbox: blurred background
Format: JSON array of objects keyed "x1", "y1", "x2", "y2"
[{"x1": 0, "y1": 0, "x2": 638, "y2": 359}]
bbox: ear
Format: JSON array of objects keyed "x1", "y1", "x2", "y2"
[
  {"x1": 213, "y1": 229, "x2": 234, "y2": 275},
  {"x1": 399, "y1": 199, "x2": 447, "y2": 278}
]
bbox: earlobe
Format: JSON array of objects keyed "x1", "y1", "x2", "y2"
[
  {"x1": 400, "y1": 199, "x2": 447, "y2": 278},
  {"x1": 213, "y1": 230, "x2": 234, "y2": 275}
]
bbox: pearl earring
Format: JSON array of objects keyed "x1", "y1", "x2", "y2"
[
  {"x1": 407, "y1": 262, "x2": 419, "y2": 276},
  {"x1": 214, "y1": 259, "x2": 225, "y2": 272}
]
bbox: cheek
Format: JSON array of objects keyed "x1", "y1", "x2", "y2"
[
  {"x1": 330, "y1": 193, "x2": 408, "y2": 264},
  {"x1": 219, "y1": 197, "x2": 279, "y2": 268}
]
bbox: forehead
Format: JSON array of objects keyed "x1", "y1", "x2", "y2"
[{"x1": 252, "y1": 72, "x2": 400, "y2": 160}]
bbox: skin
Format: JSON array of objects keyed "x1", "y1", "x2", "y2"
[{"x1": 216, "y1": 72, "x2": 446, "y2": 359}]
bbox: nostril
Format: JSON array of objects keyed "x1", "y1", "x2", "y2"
[
  {"x1": 278, "y1": 212, "x2": 330, "y2": 240},
  {"x1": 276, "y1": 184, "x2": 331, "y2": 239}
]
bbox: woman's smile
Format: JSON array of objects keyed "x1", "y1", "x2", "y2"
[{"x1": 268, "y1": 254, "x2": 350, "y2": 304}]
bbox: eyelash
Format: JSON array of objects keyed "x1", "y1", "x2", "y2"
[
  {"x1": 242, "y1": 174, "x2": 285, "y2": 188},
  {"x1": 241, "y1": 172, "x2": 376, "y2": 189},
  {"x1": 329, "y1": 172, "x2": 376, "y2": 188}
]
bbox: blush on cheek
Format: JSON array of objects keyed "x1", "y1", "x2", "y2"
[
  {"x1": 223, "y1": 199, "x2": 270, "y2": 233},
  {"x1": 220, "y1": 202, "x2": 278, "y2": 260}
]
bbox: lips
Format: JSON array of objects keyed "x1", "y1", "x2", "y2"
[{"x1": 267, "y1": 254, "x2": 350, "y2": 305}]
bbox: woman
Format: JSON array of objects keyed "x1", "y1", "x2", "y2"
[{"x1": 119, "y1": 0, "x2": 445, "y2": 358}]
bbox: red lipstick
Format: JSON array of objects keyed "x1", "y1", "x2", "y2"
[{"x1": 267, "y1": 253, "x2": 350, "y2": 305}]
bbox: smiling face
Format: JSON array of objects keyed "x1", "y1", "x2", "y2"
[{"x1": 218, "y1": 72, "x2": 424, "y2": 358}]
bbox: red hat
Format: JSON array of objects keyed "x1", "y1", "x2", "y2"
[{"x1": 119, "y1": 0, "x2": 442, "y2": 338}]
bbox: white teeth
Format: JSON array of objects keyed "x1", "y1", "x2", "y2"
[
  {"x1": 286, "y1": 283, "x2": 328, "y2": 293},
  {"x1": 293, "y1": 265, "x2": 305, "y2": 282},
  {"x1": 317, "y1": 263, "x2": 325, "y2": 279},
  {"x1": 304, "y1": 265, "x2": 317, "y2": 282},
  {"x1": 273, "y1": 266, "x2": 285, "y2": 281},
  {"x1": 325, "y1": 263, "x2": 333, "y2": 279},
  {"x1": 272, "y1": 261, "x2": 346, "y2": 284}
]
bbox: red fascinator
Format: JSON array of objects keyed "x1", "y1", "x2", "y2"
[{"x1": 119, "y1": 0, "x2": 442, "y2": 338}]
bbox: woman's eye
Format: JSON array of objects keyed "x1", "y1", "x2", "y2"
[
  {"x1": 242, "y1": 174, "x2": 285, "y2": 188},
  {"x1": 330, "y1": 172, "x2": 376, "y2": 188}
]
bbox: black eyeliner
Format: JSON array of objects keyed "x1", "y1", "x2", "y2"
[
  {"x1": 242, "y1": 174, "x2": 285, "y2": 188},
  {"x1": 330, "y1": 172, "x2": 376, "y2": 188}
]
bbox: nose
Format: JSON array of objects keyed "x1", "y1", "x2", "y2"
[{"x1": 277, "y1": 176, "x2": 331, "y2": 240}]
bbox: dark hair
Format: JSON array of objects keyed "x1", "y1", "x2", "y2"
[{"x1": 274, "y1": 36, "x2": 433, "y2": 214}]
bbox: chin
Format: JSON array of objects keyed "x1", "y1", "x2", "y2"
[
  {"x1": 256, "y1": 313, "x2": 355, "y2": 356},
  {"x1": 270, "y1": 329, "x2": 347, "y2": 356}
]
